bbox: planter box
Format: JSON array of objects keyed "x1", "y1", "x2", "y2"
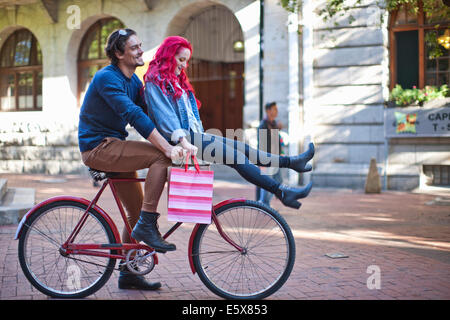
[{"x1": 385, "y1": 97, "x2": 450, "y2": 109}]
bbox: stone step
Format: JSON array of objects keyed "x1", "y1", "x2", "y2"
[{"x1": 0, "y1": 187, "x2": 35, "y2": 225}]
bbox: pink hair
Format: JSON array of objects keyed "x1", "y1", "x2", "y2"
[{"x1": 144, "y1": 36, "x2": 201, "y2": 108}]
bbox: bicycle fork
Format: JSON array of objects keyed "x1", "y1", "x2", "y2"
[{"x1": 186, "y1": 207, "x2": 246, "y2": 275}]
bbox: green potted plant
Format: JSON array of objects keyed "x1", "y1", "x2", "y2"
[{"x1": 387, "y1": 84, "x2": 449, "y2": 107}]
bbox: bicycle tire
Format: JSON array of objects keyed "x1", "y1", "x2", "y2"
[
  {"x1": 18, "y1": 200, "x2": 117, "y2": 298},
  {"x1": 192, "y1": 200, "x2": 296, "y2": 299}
]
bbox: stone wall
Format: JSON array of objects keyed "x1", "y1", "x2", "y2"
[
  {"x1": 387, "y1": 137, "x2": 450, "y2": 190},
  {"x1": 0, "y1": 0, "x2": 260, "y2": 176},
  {"x1": 306, "y1": 0, "x2": 389, "y2": 189},
  {"x1": 0, "y1": 114, "x2": 82, "y2": 174},
  {"x1": 2, "y1": 0, "x2": 445, "y2": 190}
]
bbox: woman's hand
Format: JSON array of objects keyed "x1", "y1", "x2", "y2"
[{"x1": 179, "y1": 137, "x2": 198, "y2": 156}]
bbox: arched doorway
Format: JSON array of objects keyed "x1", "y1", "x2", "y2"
[{"x1": 177, "y1": 5, "x2": 245, "y2": 134}]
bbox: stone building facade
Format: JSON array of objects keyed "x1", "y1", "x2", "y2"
[{"x1": 1, "y1": 0, "x2": 449, "y2": 190}]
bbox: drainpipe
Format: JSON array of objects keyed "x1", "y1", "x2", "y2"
[
  {"x1": 287, "y1": 9, "x2": 300, "y2": 185},
  {"x1": 301, "y1": 0, "x2": 313, "y2": 186},
  {"x1": 259, "y1": 0, "x2": 264, "y2": 121}
]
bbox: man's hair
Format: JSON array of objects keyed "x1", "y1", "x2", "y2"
[
  {"x1": 265, "y1": 102, "x2": 277, "y2": 111},
  {"x1": 105, "y1": 28, "x2": 137, "y2": 65}
]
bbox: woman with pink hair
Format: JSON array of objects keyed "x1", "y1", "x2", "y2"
[{"x1": 141, "y1": 36, "x2": 314, "y2": 209}]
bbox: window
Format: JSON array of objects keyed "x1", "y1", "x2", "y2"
[
  {"x1": 77, "y1": 18, "x2": 124, "y2": 106},
  {"x1": 389, "y1": 2, "x2": 449, "y2": 89},
  {"x1": 423, "y1": 165, "x2": 450, "y2": 186},
  {"x1": 0, "y1": 29, "x2": 43, "y2": 111}
]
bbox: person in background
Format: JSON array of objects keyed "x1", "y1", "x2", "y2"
[{"x1": 257, "y1": 102, "x2": 284, "y2": 206}]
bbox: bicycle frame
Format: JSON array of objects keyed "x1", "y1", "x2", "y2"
[
  {"x1": 19, "y1": 176, "x2": 246, "y2": 272},
  {"x1": 60, "y1": 177, "x2": 148, "y2": 259}
]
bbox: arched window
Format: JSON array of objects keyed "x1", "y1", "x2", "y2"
[
  {"x1": 389, "y1": 2, "x2": 449, "y2": 89},
  {"x1": 77, "y1": 18, "x2": 124, "y2": 106},
  {"x1": 0, "y1": 29, "x2": 43, "y2": 111}
]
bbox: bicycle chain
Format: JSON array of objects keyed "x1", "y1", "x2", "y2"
[
  {"x1": 65, "y1": 255, "x2": 123, "y2": 271},
  {"x1": 65, "y1": 254, "x2": 154, "y2": 274}
]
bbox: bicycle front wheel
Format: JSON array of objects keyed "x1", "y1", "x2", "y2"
[
  {"x1": 18, "y1": 200, "x2": 117, "y2": 298},
  {"x1": 192, "y1": 200, "x2": 296, "y2": 299}
]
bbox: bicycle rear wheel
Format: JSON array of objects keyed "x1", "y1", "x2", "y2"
[
  {"x1": 18, "y1": 200, "x2": 117, "y2": 298},
  {"x1": 192, "y1": 200, "x2": 295, "y2": 299}
]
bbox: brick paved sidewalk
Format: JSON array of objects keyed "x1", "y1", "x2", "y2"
[{"x1": 1, "y1": 173, "x2": 449, "y2": 300}]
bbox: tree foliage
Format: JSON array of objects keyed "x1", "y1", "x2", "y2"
[
  {"x1": 279, "y1": 0, "x2": 450, "y2": 57},
  {"x1": 279, "y1": 0, "x2": 449, "y2": 21}
]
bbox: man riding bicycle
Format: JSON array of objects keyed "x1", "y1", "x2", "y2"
[{"x1": 78, "y1": 29, "x2": 184, "y2": 291}]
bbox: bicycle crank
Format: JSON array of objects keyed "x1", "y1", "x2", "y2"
[{"x1": 124, "y1": 249, "x2": 156, "y2": 275}]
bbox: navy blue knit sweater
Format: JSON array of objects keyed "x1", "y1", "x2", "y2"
[{"x1": 78, "y1": 64, "x2": 155, "y2": 152}]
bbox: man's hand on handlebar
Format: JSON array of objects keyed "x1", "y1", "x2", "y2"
[{"x1": 170, "y1": 145, "x2": 184, "y2": 162}]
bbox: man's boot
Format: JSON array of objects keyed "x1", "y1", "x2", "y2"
[
  {"x1": 118, "y1": 261, "x2": 161, "y2": 290},
  {"x1": 131, "y1": 211, "x2": 176, "y2": 252}
]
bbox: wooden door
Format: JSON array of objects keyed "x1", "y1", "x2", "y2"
[{"x1": 188, "y1": 58, "x2": 244, "y2": 135}]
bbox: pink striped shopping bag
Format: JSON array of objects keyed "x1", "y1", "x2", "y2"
[{"x1": 167, "y1": 154, "x2": 214, "y2": 224}]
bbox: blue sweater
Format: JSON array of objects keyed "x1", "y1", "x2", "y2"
[{"x1": 78, "y1": 65, "x2": 155, "y2": 152}]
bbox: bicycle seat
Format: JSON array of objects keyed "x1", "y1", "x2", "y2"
[{"x1": 88, "y1": 168, "x2": 120, "y2": 181}]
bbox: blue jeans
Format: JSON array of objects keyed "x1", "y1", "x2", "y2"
[
  {"x1": 190, "y1": 131, "x2": 289, "y2": 194},
  {"x1": 258, "y1": 169, "x2": 283, "y2": 205}
]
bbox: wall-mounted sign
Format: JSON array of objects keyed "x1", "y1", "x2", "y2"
[{"x1": 385, "y1": 106, "x2": 450, "y2": 138}]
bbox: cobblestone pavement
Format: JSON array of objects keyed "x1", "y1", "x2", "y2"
[{"x1": 1, "y1": 173, "x2": 449, "y2": 301}]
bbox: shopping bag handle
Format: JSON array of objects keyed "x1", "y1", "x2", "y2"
[{"x1": 184, "y1": 152, "x2": 201, "y2": 173}]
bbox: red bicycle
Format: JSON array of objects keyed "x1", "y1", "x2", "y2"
[{"x1": 15, "y1": 168, "x2": 296, "y2": 299}]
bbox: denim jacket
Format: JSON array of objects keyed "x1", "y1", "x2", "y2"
[{"x1": 144, "y1": 80, "x2": 204, "y2": 144}]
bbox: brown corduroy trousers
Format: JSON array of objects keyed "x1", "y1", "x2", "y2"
[{"x1": 81, "y1": 137, "x2": 171, "y2": 244}]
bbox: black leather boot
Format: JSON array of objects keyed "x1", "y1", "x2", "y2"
[
  {"x1": 275, "y1": 181, "x2": 313, "y2": 209},
  {"x1": 131, "y1": 211, "x2": 176, "y2": 252},
  {"x1": 288, "y1": 142, "x2": 315, "y2": 173},
  {"x1": 118, "y1": 261, "x2": 161, "y2": 290}
]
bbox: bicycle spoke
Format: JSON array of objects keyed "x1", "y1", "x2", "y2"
[
  {"x1": 26, "y1": 224, "x2": 62, "y2": 248},
  {"x1": 18, "y1": 201, "x2": 115, "y2": 298},
  {"x1": 194, "y1": 201, "x2": 295, "y2": 299}
]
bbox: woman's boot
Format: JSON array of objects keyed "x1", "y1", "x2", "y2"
[
  {"x1": 131, "y1": 211, "x2": 176, "y2": 252},
  {"x1": 288, "y1": 142, "x2": 315, "y2": 173},
  {"x1": 275, "y1": 181, "x2": 313, "y2": 209}
]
